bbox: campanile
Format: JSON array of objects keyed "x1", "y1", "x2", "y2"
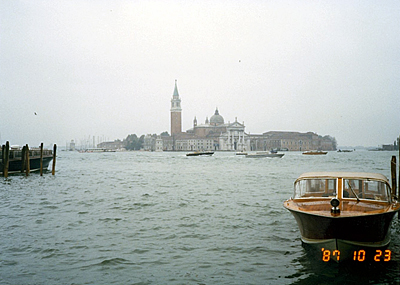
[{"x1": 170, "y1": 80, "x2": 182, "y2": 135}]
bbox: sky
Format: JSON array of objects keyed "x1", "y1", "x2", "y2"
[{"x1": 1, "y1": 0, "x2": 399, "y2": 148}]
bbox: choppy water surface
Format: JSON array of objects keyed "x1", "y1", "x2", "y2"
[{"x1": 1, "y1": 150, "x2": 399, "y2": 284}]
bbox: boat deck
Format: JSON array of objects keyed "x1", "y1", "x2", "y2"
[{"x1": 285, "y1": 199, "x2": 397, "y2": 217}]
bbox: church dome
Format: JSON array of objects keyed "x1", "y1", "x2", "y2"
[{"x1": 210, "y1": 108, "x2": 224, "y2": 126}]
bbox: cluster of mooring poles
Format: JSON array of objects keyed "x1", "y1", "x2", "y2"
[{"x1": 1, "y1": 141, "x2": 56, "y2": 178}]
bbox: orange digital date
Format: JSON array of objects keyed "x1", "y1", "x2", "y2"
[{"x1": 321, "y1": 248, "x2": 391, "y2": 262}]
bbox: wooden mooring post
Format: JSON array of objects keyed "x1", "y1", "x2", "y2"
[
  {"x1": 391, "y1": 155, "x2": 400, "y2": 220},
  {"x1": 52, "y1": 144, "x2": 57, "y2": 175},
  {"x1": 21, "y1": 145, "x2": 26, "y2": 173},
  {"x1": 2, "y1": 142, "x2": 9, "y2": 178},
  {"x1": 3, "y1": 141, "x2": 10, "y2": 178},
  {"x1": 25, "y1": 144, "x2": 30, "y2": 176},
  {"x1": 1, "y1": 144, "x2": 5, "y2": 177},
  {"x1": 391, "y1": 156, "x2": 397, "y2": 197},
  {"x1": 39, "y1": 142, "x2": 44, "y2": 176}
]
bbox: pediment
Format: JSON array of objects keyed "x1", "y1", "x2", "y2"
[{"x1": 227, "y1": 121, "x2": 244, "y2": 128}]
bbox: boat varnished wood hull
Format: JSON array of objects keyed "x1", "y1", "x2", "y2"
[{"x1": 286, "y1": 207, "x2": 397, "y2": 243}]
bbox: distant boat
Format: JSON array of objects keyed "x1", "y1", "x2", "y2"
[
  {"x1": 246, "y1": 151, "x2": 284, "y2": 158},
  {"x1": 337, "y1": 149, "x2": 354, "y2": 152},
  {"x1": 236, "y1": 151, "x2": 248, "y2": 155},
  {"x1": 284, "y1": 171, "x2": 400, "y2": 262},
  {"x1": 79, "y1": 148, "x2": 107, "y2": 153},
  {"x1": 302, "y1": 150, "x2": 328, "y2": 155},
  {"x1": 186, "y1": 151, "x2": 214, "y2": 157},
  {"x1": 0, "y1": 146, "x2": 53, "y2": 173}
]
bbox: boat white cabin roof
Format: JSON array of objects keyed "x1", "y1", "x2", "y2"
[{"x1": 296, "y1": 172, "x2": 389, "y2": 184}]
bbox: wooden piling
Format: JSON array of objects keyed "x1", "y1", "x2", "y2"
[
  {"x1": 25, "y1": 144, "x2": 30, "y2": 176},
  {"x1": 1, "y1": 144, "x2": 4, "y2": 177},
  {"x1": 21, "y1": 145, "x2": 26, "y2": 173},
  {"x1": 4, "y1": 141, "x2": 10, "y2": 178},
  {"x1": 52, "y1": 144, "x2": 57, "y2": 175},
  {"x1": 398, "y1": 134, "x2": 400, "y2": 197},
  {"x1": 391, "y1": 156, "x2": 397, "y2": 197},
  {"x1": 39, "y1": 142, "x2": 44, "y2": 176}
]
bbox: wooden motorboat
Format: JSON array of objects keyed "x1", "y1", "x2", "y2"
[
  {"x1": 245, "y1": 151, "x2": 284, "y2": 158},
  {"x1": 186, "y1": 151, "x2": 214, "y2": 157},
  {"x1": 284, "y1": 172, "x2": 400, "y2": 262},
  {"x1": 302, "y1": 150, "x2": 328, "y2": 155}
]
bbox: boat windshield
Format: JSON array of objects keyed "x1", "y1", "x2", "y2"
[
  {"x1": 294, "y1": 179, "x2": 337, "y2": 199},
  {"x1": 343, "y1": 179, "x2": 390, "y2": 202}
]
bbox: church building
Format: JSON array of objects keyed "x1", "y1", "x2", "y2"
[{"x1": 162, "y1": 80, "x2": 250, "y2": 151}]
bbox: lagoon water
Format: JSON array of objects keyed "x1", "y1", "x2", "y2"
[{"x1": 1, "y1": 150, "x2": 399, "y2": 284}]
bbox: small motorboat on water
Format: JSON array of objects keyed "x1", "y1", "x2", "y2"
[
  {"x1": 284, "y1": 172, "x2": 400, "y2": 262},
  {"x1": 302, "y1": 150, "x2": 328, "y2": 155},
  {"x1": 236, "y1": 151, "x2": 248, "y2": 155},
  {"x1": 245, "y1": 151, "x2": 284, "y2": 158},
  {"x1": 79, "y1": 148, "x2": 107, "y2": 153},
  {"x1": 186, "y1": 151, "x2": 214, "y2": 157}
]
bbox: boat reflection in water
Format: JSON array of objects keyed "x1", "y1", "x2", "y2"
[
  {"x1": 284, "y1": 172, "x2": 400, "y2": 262},
  {"x1": 245, "y1": 151, "x2": 284, "y2": 158},
  {"x1": 302, "y1": 150, "x2": 328, "y2": 155},
  {"x1": 186, "y1": 151, "x2": 214, "y2": 157}
]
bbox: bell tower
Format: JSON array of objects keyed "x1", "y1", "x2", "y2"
[{"x1": 170, "y1": 80, "x2": 182, "y2": 135}]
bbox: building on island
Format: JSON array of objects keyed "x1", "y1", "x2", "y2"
[
  {"x1": 248, "y1": 131, "x2": 336, "y2": 151},
  {"x1": 68, "y1": 140, "x2": 76, "y2": 151},
  {"x1": 97, "y1": 139, "x2": 125, "y2": 150},
  {"x1": 149, "y1": 80, "x2": 336, "y2": 152}
]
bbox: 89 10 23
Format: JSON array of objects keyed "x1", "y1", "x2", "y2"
[{"x1": 321, "y1": 248, "x2": 392, "y2": 262}]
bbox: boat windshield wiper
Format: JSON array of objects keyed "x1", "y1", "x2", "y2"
[{"x1": 347, "y1": 181, "x2": 360, "y2": 202}]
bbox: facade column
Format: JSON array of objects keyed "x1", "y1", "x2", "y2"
[
  {"x1": 238, "y1": 131, "x2": 241, "y2": 150},
  {"x1": 228, "y1": 131, "x2": 231, "y2": 150},
  {"x1": 231, "y1": 131, "x2": 234, "y2": 150}
]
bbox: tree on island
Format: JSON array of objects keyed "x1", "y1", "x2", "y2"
[
  {"x1": 125, "y1": 134, "x2": 145, "y2": 150},
  {"x1": 324, "y1": 135, "x2": 337, "y2": 150}
]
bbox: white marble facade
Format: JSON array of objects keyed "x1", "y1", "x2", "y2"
[{"x1": 218, "y1": 120, "x2": 250, "y2": 151}]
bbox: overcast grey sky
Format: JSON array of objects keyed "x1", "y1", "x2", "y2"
[{"x1": 1, "y1": 0, "x2": 399, "y2": 148}]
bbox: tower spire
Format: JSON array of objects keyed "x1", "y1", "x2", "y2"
[
  {"x1": 170, "y1": 80, "x2": 182, "y2": 135},
  {"x1": 173, "y1": 79, "x2": 179, "y2": 98}
]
